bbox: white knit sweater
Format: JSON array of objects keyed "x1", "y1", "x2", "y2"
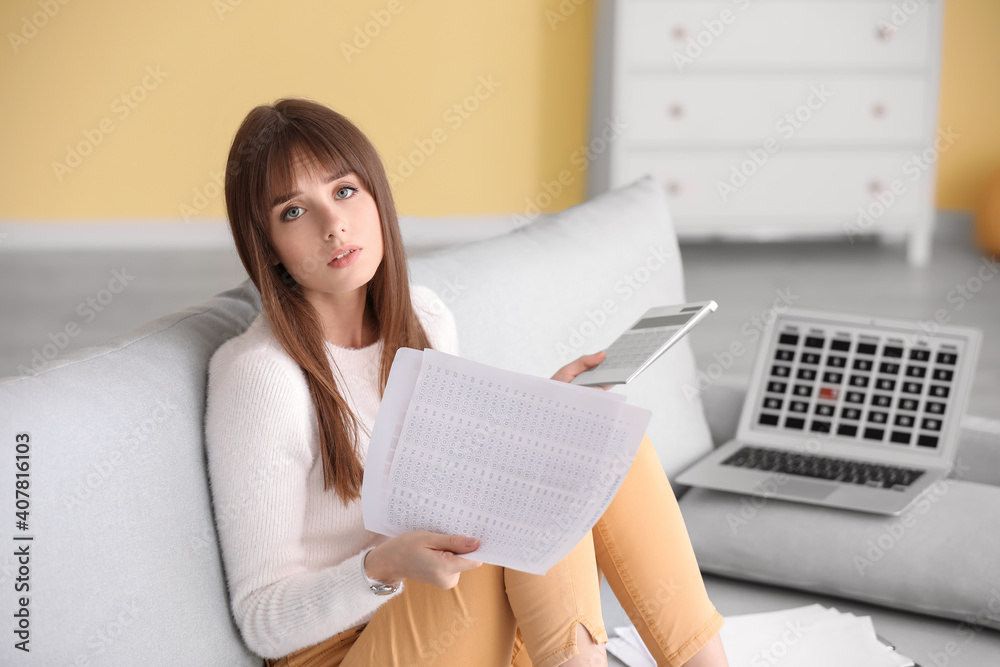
[{"x1": 204, "y1": 284, "x2": 459, "y2": 659}]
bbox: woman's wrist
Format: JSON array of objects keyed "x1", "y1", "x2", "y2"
[{"x1": 363, "y1": 544, "x2": 402, "y2": 587}]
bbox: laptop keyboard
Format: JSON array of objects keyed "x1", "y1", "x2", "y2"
[{"x1": 721, "y1": 445, "x2": 925, "y2": 490}]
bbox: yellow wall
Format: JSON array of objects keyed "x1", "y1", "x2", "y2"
[{"x1": 0, "y1": 0, "x2": 996, "y2": 221}]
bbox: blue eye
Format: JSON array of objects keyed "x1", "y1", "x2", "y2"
[
  {"x1": 282, "y1": 206, "x2": 304, "y2": 221},
  {"x1": 337, "y1": 185, "x2": 358, "y2": 199}
]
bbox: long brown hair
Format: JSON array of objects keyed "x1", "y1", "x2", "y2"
[{"x1": 223, "y1": 98, "x2": 432, "y2": 505}]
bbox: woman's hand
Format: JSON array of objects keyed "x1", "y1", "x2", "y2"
[
  {"x1": 550, "y1": 351, "x2": 614, "y2": 391},
  {"x1": 363, "y1": 531, "x2": 483, "y2": 589}
]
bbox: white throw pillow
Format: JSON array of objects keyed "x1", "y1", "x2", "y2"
[{"x1": 408, "y1": 174, "x2": 715, "y2": 482}]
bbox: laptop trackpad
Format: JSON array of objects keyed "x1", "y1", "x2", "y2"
[{"x1": 777, "y1": 479, "x2": 838, "y2": 500}]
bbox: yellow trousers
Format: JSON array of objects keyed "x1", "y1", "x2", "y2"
[{"x1": 263, "y1": 434, "x2": 724, "y2": 667}]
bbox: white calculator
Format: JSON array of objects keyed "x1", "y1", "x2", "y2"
[{"x1": 570, "y1": 301, "x2": 718, "y2": 387}]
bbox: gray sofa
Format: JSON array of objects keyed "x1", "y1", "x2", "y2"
[{"x1": 2, "y1": 175, "x2": 998, "y2": 666}]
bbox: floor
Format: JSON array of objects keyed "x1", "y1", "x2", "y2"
[{"x1": 2, "y1": 217, "x2": 997, "y2": 415}]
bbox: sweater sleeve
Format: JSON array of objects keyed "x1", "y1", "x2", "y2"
[
  {"x1": 204, "y1": 347, "x2": 403, "y2": 659},
  {"x1": 411, "y1": 284, "x2": 460, "y2": 356}
]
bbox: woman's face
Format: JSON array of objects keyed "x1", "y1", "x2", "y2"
[{"x1": 267, "y1": 151, "x2": 384, "y2": 304}]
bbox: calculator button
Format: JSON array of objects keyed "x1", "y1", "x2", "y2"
[
  {"x1": 758, "y1": 413, "x2": 779, "y2": 426},
  {"x1": 767, "y1": 381, "x2": 787, "y2": 393},
  {"x1": 902, "y1": 382, "x2": 922, "y2": 394},
  {"x1": 853, "y1": 359, "x2": 873, "y2": 371},
  {"x1": 890, "y1": 431, "x2": 912, "y2": 445},
  {"x1": 779, "y1": 333, "x2": 799, "y2": 345},
  {"x1": 828, "y1": 356, "x2": 847, "y2": 368},
  {"x1": 810, "y1": 420, "x2": 831, "y2": 433},
  {"x1": 805, "y1": 337, "x2": 825, "y2": 349},
  {"x1": 898, "y1": 398, "x2": 918, "y2": 411},
  {"x1": 794, "y1": 385, "x2": 812, "y2": 397},
  {"x1": 845, "y1": 391, "x2": 864, "y2": 403},
  {"x1": 849, "y1": 375, "x2": 869, "y2": 387},
  {"x1": 771, "y1": 365, "x2": 791, "y2": 377},
  {"x1": 831, "y1": 339, "x2": 850, "y2": 351},
  {"x1": 763, "y1": 397, "x2": 783, "y2": 410},
  {"x1": 857, "y1": 342, "x2": 877, "y2": 355},
  {"x1": 801, "y1": 353, "x2": 821, "y2": 365},
  {"x1": 871, "y1": 394, "x2": 891, "y2": 408},
  {"x1": 905, "y1": 366, "x2": 927, "y2": 378},
  {"x1": 790, "y1": 401, "x2": 808, "y2": 413},
  {"x1": 775, "y1": 349, "x2": 795, "y2": 362},
  {"x1": 894, "y1": 414, "x2": 915, "y2": 427},
  {"x1": 823, "y1": 372, "x2": 843, "y2": 384},
  {"x1": 921, "y1": 417, "x2": 942, "y2": 431},
  {"x1": 815, "y1": 404, "x2": 834, "y2": 416},
  {"x1": 929, "y1": 385, "x2": 950, "y2": 398},
  {"x1": 837, "y1": 424, "x2": 858, "y2": 436},
  {"x1": 797, "y1": 368, "x2": 817, "y2": 381},
  {"x1": 910, "y1": 349, "x2": 931, "y2": 361},
  {"x1": 818, "y1": 387, "x2": 838, "y2": 400},
  {"x1": 925, "y1": 401, "x2": 945, "y2": 414},
  {"x1": 917, "y1": 434, "x2": 939, "y2": 448},
  {"x1": 864, "y1": 427, "x2": 885, "y2": 441},
  {"x1": 869, "y1": 411, "x2": 887, "y2": 424},
  {"x1": 932, "y1": 369, "x2": 954, "y2": 382},
  {"x1": 882, "y1": 346, "x2": 903, "y2": 358},
  {"x1": 936, "y1": 352, "x2": 958, "y2": 365},
  {"x1": 842, "y1": 407, "x2": 861, "y2": 420},
  {"x1": 785, "y1": 416, "x2": 805, "y2": 429},
  {"x1": 875, "y1": 379, "x2": 896, "y2": 391},
  {"x1": 880, "y1": 362, "x2": 901, "y2": 374}
]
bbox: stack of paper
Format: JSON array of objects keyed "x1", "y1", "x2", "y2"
[
  {"x1": 361, "y1": 348, "x2": 652, "y2": 575},
  {"x1": 607, "y1": 604, "x2": 915, "y2": 667}
]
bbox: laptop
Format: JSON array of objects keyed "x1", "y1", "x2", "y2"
[{"x1": 676, "y1": 307, "x2": 982, "y2": 515}]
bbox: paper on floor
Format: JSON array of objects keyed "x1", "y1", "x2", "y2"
[{"x1": 606, "y1": 604, "x2": 914, "y2": 667}]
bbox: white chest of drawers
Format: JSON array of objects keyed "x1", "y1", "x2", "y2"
[{"x1": 587, "y1": 0, "x2": 946, "y2": 266}]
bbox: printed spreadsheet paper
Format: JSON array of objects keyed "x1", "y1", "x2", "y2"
[{"x1": 361, "y1": 347, "x2": 652, "y2": 575}]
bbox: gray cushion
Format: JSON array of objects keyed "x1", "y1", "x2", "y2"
[
  {"x1": 409, "y1": 174, "x2": 715, "y2": 480},
  {"x1": 679, "y1": 478, "x2": 1000, "y2": 631},
  {"x1": 0, "y1": 281, "x2": 264, "y2": 666}
]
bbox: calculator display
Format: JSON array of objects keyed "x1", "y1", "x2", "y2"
[{"x1": 634, "y1": 314, "x2": 693, "y2": 329}]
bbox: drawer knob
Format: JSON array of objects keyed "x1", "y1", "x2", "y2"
[
  {"x1": 667, "y1": 103, "x2": 685, "y2": 119},
  {"x1": 664, "y1": 179, "x2": 683, "y2": 196}
]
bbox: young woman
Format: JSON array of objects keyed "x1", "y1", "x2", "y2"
[{"x1": 205, "y1": 97, "x2": 729, "y2": 667}]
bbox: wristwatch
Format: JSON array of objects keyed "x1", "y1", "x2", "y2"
[{"x1": 362, "y1": 547, "x2": 400, "y2": 596}]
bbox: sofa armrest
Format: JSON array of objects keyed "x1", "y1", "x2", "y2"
[{"x1": 696, "y1": 376, "x2": 1000, "y2": 488}]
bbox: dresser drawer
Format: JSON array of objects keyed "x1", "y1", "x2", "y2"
[
  {"x1": 621, "y1": 1, "x2": 935, "y2": 71},
  {"x1": 617, "y1": 151, "x2": 932, "y2": 221},
  {"x1": 621, "y1": 74, "x2": 929, "y2": 145}
]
